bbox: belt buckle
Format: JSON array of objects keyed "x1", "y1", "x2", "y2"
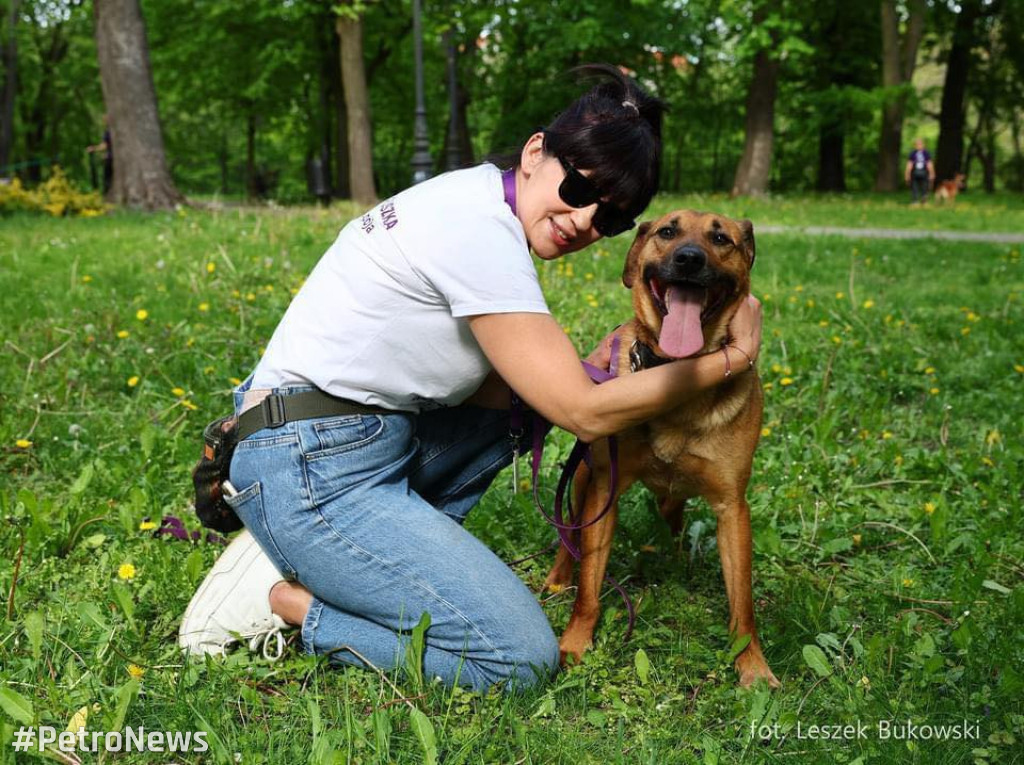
[{"x1": 261, "y1": 394, "x2": 287, "y2": 429}]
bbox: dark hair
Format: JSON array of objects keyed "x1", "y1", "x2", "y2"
[{"x1": 542, "y1": 64, "x2": 665, "y2": 219}]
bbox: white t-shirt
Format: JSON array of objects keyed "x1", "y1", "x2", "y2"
[{"x1": 251, "y1": 164, "x2": 549, "y2": 411}]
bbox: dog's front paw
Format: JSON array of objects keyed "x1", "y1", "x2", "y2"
[
  {"x1": 736, "y1": 652, "x2": 780, "y2": 688},
  {"x1": 558, "y1": 632, "x2": 593, "y2": 667}
]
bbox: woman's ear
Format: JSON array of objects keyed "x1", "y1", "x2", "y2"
[{"x1": 519, "y1": 132, "x2": 546, "y2": 177}]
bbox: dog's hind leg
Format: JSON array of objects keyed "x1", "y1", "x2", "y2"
[
  {"x1": 708, "y1": 490, "x2": 780, "y2": 688},
  {"x1": 658, "y1": 495, "x2": 687, "y2": 537}
]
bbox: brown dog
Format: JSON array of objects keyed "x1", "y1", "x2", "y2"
[
  {"x1": 544, "y1": 210, "x2": 778, "y2": 688},
  {"x1": 935, "y1": 174, "x2": 966, "y2": 204}
]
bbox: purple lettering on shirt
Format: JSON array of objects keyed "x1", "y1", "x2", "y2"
[
  {"x1": 361, "y1": 213, "x2": 375, "y2": 234},
  {"x1": 380, "y1": 200, "x2": 398, "y2": 230}
]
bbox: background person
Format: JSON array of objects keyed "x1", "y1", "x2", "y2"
[
  {"x1": 178, "y1": 66, "x2": 764, "y2": 691},
  {"x1": 904, "y1": 137, "x2": 934, "y2": 205},
  {"x1": 86, "y1": 114, "x2": 113, "y2": 193}
]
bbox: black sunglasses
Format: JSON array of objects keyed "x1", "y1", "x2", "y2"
[{"x1": 555, "y1": 155, "x2": 636, "y2": 238}]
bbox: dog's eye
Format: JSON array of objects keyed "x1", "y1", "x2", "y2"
[
  {"x1": 711, "y1": 231, "x2": 732, "y2": 246},
  {"x1": 657, "y1": 226, "x2": 675, "y2": 240}
]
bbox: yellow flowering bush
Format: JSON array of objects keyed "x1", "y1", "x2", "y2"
[{"x1": 0, "y1": 166, "x2": 107, "y2": 217}]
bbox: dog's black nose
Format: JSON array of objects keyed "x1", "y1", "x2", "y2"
[{"x1": 672, "y1": 245, "x2": 706, "y2": 274}]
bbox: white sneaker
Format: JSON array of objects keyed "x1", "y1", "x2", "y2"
[{"x1": 178, "y1": 528, "x2": 291, "y2": 660}]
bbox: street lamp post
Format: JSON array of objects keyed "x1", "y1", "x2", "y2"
[{"x1": 410, "y1": 0, "x2": 432, "y2": 185}]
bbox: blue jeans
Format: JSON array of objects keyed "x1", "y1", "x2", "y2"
[{"x1": 225, "y1": 383, "x2": 559, "y2": 691}]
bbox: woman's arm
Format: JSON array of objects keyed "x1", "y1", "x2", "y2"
[{"x1": 468, "y1": 296, "x2": 762, "y2": 442}]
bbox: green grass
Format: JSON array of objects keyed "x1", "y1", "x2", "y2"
[
  {"x1": 1, "y1": 199, "x2": 1023, "y2": 764},
  {"x1": 648, "y1": 191, "x2": 1024, "y2": 233}
]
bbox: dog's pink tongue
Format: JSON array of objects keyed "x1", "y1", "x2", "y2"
[{"x1": 659, "y1": 286, "x2": 705, "y2": 358}]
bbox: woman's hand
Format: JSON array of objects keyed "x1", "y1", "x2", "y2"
[
  {"x1": 583, "y1": 328, "x2": 618, "y2": 371},
  {"x1": 728, "y1": 295, "x2": 763, "y2": 365}
]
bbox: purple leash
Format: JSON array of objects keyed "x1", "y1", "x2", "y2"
[{"x1": 512, "y1": 333, "x2": 638, "y2": 639}]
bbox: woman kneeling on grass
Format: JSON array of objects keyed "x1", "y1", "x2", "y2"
[{"x1": 178, "y1": 65, "x2": 763, "y2": 691}]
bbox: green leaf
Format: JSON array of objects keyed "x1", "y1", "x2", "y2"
[
  {"x1": 23, "y1": 612, "x2": 44, "y2": 661},
  {"x1": 107, "y1": 679, "x2": 139, "y2": 733},
  {"x1": 802, "y1": 644, "x2": 833, "y2": 677},
  {"x1": 408, "y1": 708, "x2": 437, "y2": 765},
  {"x1": 78, "y1": 602, "x2": 109, "y2": 632},
  {"x1": 728, "y1": 633, "x2": 752, "y2": 662},
  {"x1": 981, "y1": 580, "x2": 1012, "y2": 595},
  {"x1": 185, "y1": 548, "x2": 204, "y2": 585},
  {"x1": 405, "y1": 611, "x2": 431, "y2": 692},
  {"x1": 634, "y1": 647, "x2": 651, "y2": 685},
  {"x1": 0, "y1": 688, "x2": 35, "y2": 724},
  {"x1": 140, "y1": 427, "x2": 156, "y2": 459},
  {"x1": 70, "y1": 462, "x2": 95, "y2": 495}
]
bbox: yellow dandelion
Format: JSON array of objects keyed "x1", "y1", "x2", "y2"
[
  {"x1": 981, "y1": 456, "x2": 995, "y2": 467},
  {"x1": 882, "y1": 431, "x2": 893, "y2": 440},
  {"x1": 852, "y1": 534, "x2": 862, "y2": 545},
  {"x1": 966, "y1": 312, "x2": 979, "y2": 322},
  {"x1": 794, "y1": 285, "x2": 804, "y2": 293},
  {"x1": 924, "y1": 502, "x2": 936, "y2": 515},
  {"x1": 181, "y1": 399, "x2": 198, "y2": 411},
  {"x1": 893, "y1": 455, "x2": 904, "y2": 466},
  {"x1": 15, "y1": 438, "x2": 32, "y2": 449},
  {"x1": 961, "y1": 327, "x2": 971, "y2": 336},
  {"x1": 832, "y1": 335, "x2": 842, "y2": 344},
  {"x1": 929, "y1": 387, "x2": 940, "y2": 395},
  {"x1": 138, "y1": 520, "x2": 157, "y2": 531},
  {"x1": 763, "y1": 293, "x2": 772, "y2": 301},
  {"x1": 788, "y1": 295, "x2": 797, "y2": 304},
  {"x1": 859, "y1": 429, "x2": 870, "y2": 440},
  {"x1": 135, "y1": 309, "x2": 148, "y2": 321},
  {"x1": 82, "y1": 275, "x2": 93, "y2": 283},
  {"x1": 924, "y1": 367, "x2": 935, "y2": 375},
  {"x1": 203, "y1": 366, "x2": 215, "y2": 375},
  {"x1": 198, "y1": 302, "x2": 210, "y2": 312},
  {"x1": 771, "y1": 363, "x2": 782, "y2": 373},
  {"x1": 819, "y1": 320, "x2": 829, "y2": 327},
  {"x1": 171, "y1": 387, "x2": 186, "y2": 397},
  {"x1": 835, "y1": 291, "x2": 845, "y2": 299},
  {"x1": 862, "y1": 299, "x2": 875, "y2": 309},
  {"x1": 232, "y1": 289, "x2": 241, "y2": 298},
  {"x1": 858, "y1": 675, "x2": 871, "y2": 690},
  {"x1": 116, "y1": 330, "x2": 130, "y2": 339},
  {"x1": 986, "y1": 430, "x2": 1001, "y2": 445},
  {"x1": 229, "y1": 377, "x2": 242, "y2": 386},
  {"x1": 783, "y1": 366, "x2": 792, "y2": 375},
  {"x1": 585, "y1": 273, "x2": 594, "y2": 280},
  {"x1": 206, "y1": 262, "x2": 216, "y2": 274},
  {"x1": 902, "y1": 578, "x2": 914, "y2": 587},
  {"x1": 246, "y1": 292, "x2": 256, "y2": 301},
  {"x1": 1014, "y1": 364, "x2": 1024, "y2": 374},
  {"x1": 117, "y1": 563, "x2": 136, "y2": 581},
  {"x1": 806, "y1": 299, "x2": 816, "y2": 308},
  {"x1": 763, "y1": 382, "x2": 774, "y2": 391},
  {"x1": 127, "y1": 664, "x2": 145, "y2": 680},
  {"x1": 290, "y1": 287, "x2": 299, "y2": 295},
  {"x1": 780, "y1": 377, "x2": 794, "y2": 386},
  {"x1": 127, "y1": 376, "x2": 140, "y2": 387}
]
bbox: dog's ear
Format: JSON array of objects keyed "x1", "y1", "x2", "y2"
[
  {"x1": 622, "y1": 221, "x2": 651, "y2": 288},
  {"x1": 739, "y1": 219, "x2": 756, "y2": 269}
]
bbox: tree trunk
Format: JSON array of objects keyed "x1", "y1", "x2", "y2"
[
  {"x1": 336, "y1": 8, "x2": 376, "y2": 206},
  {"x1": 1010, "y1": 107, "x2": 1023, "y2": 193},
  {"x1": 818, "y1": 122, "x2": 846, "y2": 192},
  {"x1": 94, "y1": 0, "x2": 183, "y2": 209},
  {"x1": 0, "y1": 0, "x2": 20, "y2": 173},
  {"x1": 874, "y1": 0, "x2": 926, "y2": 191},
  {"x1": 245, "y1": 111, "x2": 256, "y2": 199},
  {"x1": 935, "y1": 0, "x2": 981, "y2": 183},
  {"x1": 731, "y1": 14, "x2": 780, "y2": 198}
]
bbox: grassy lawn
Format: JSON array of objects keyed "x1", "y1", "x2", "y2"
[
  {"x1": 649, "y1": 192, "x2": 1024, "y2": 233},
  {"x1": 1, "y1": 199, "x2": 1022, "y2": 764}
]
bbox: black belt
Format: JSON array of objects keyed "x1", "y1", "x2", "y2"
[{"x1": 237, "y1": 390, "x2": 391, "y2": 441}]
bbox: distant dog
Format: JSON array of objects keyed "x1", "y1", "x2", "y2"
[
  {"x1": 545, "y1": 210, "x2": 778, "y2": 688},
  {"x1": 935, "y1": 174, "x2": 966, "y2": 204}
]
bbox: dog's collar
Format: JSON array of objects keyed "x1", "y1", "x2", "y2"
[{"x1": 629, "y1": 339, "x2": 675, "y2": 373}]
